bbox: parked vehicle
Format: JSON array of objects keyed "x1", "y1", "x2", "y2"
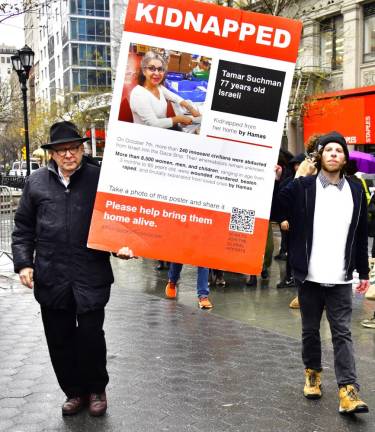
[{"x1": 9, "y1": 160, "x2": 41, "y2": 176}]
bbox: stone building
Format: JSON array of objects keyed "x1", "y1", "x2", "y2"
[{"x1": 286, "y1": 0, "x2": 375, "y2": 152}]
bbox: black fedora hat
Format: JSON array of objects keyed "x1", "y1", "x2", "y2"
[{"x1": 41, "y1": 121, "x2": 89, "y2": 149}]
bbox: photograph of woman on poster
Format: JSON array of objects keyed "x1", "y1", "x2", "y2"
[{"x1": 129, "y1": 51, "x2": 201, "y2": 130}]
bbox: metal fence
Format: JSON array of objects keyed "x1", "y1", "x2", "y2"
[
  {"x1": 0, "y1": 186, "x2": 14, "y2": 260},
  {"x1": 0, "y1": 174, "x2": 27, "y2": 190}
]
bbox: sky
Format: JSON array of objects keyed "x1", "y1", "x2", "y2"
[{"x1": 0, "y1": 13, "x2": 25, "y2": 48}]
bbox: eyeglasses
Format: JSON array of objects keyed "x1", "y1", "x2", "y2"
[
  {"x1": 145, "y1": 66, "x2": 165, "y2": 73},
  {"x1": 52, "y1": 144, "x2": 82, "y2": 157}
]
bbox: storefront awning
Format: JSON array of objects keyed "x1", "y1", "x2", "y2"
[{"x1": 303, "y1": 86, "x2": 375, "y2": 145}]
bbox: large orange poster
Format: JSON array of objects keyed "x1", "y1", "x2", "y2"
[{"x1": 88, "y1": 0, "x2": 302, "y2": 274}]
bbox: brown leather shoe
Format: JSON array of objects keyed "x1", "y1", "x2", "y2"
[
  {"x1": 89, "y1": 392, "x2": 107, "y2": 417},
  {"x1": 61, "y1": 396, "x2": 87, "y2": 416}
]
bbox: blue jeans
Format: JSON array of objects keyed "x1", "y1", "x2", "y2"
[{"x1": 168, "y1": 264, "x2": 209, "y2": 298}]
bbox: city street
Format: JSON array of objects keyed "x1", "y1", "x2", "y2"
[{"x1": 1, "y1": 236, "x2": 375, "y2": 432}]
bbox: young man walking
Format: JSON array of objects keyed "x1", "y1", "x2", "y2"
[{"x1": 274, "y1": 131, "x2": 369, "y2": 414}]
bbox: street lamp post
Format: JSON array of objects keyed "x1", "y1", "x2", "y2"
[{"x1": 11, "y1": 45, "x2": 35, "y2": 177}]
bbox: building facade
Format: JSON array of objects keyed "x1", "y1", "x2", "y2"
[
  {"x1": 0, "y1": 44, "x2": 16, "y2": 85},
  {"x1": 26, "y1": 0, "x2": 113, "y2": 105},
  {"x1": 286, "y1": 0, "x2": 375, "y2": 151}
]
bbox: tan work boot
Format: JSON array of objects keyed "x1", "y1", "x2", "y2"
[
  {"x1": 289, "y1": 296, "x2": 300, "y2": 309},
  {"x1": 198, "y1": 296, "x2": 213, "y2": 309},
  {"x1": 304, "y1": 368, "x2": 322, "y2": 399},
  {"x1": 339, "y1": 385, "x2": 369, "y2": 414}
]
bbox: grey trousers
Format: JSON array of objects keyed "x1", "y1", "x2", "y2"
[{"x1": 297, "y1": 280, "x2": 357, "y2": 388}]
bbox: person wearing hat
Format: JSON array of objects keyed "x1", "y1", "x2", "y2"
[
  {"x1": 193, "y1": 56, "x2": 211, "y2": 73},
  {"x1": 11, "y1": 121, "x2": 135, "y2": 417},
  {"x1": 273, "y1": 131, "x2": 370, "y2": 414}
]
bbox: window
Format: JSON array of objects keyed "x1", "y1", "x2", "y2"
[
  {"x1": 63, "y1": 45, "x2": 70, "y2": 69},
  {"x1": 56, "y1": 32, "x2": 60, "y2": 45},
  {"x1": 1, "y1": 57, "x2": 4, "y2": 63},
  {"x1": 50, "y1": 81, "x2": 56, "y2": 101},
  {"x1": 48, "y1": 36, "x2": 55, "y2": 58},
  {"x1": 63, "y1": 70, "x2": 70, "y2": 90},
  {"x1": 57, "y1": 55, "x2": 60, "y2": 68},
  {"x1": 6, "y1": 57, "x2": 10, "y2": 63},
  {"x1": 49, "y1": 58, "x2": 55, "y2": 80},
  {"x1": 70, "y1": 17, "x2": 110, "y2": 42},
  {"x1": 62, "y1": 24, "x2": 68, "y2": 45},
  {"x1": 70, "y1": 0, "x2": 77, "y2": 13},
  {"x1": 71, "y1": 0, "x2": 109, "y2": 17},
  {"x1": 364, "y1": 3, "x2": 375, "y2": 62},
  {"x1": 71, "y1": 67, "x2": 111, "y2": 91},
  {"x1": 71, "y1": 42, "x2": 110, "y2": 66},
  {"x1": 40, "y1": 50, "x2": 43, "y2": 60},
  {"x1": 320, "y1": 15, "x2": 344, "y2": 70}
]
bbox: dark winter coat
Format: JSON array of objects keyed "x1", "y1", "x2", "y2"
[
  {"x1": 368, "y1": 193, "x2": 375, "y2": 237},
  {"x1": 12, "y1": 156, "x2": 114, "y2": 313},
  {"x1": 272, "y1": 174, "x2": 369, "y2": 282}
]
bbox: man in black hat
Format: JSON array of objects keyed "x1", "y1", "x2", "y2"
[
  {"x1": 12, "y1": 121, "x2": 134, "y2": 417},
  {"x1": 273, "y1": 131, "x2": 370, "y2": 414}
]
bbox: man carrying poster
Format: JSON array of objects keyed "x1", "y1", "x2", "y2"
[{"x1": 12, "y1": 121, "x2": 135, "y2": 417}]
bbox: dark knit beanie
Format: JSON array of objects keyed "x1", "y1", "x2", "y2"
[{"x1": 315, "y1": 131, "x2": 349, "y2": 161}]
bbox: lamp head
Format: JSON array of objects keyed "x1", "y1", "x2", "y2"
[
  {"x1": 11, "y1": 55, "x2": 23, "y2": 74},
  {"x1": 18, "y1": 45, "x2": 35, "y2": 78}
]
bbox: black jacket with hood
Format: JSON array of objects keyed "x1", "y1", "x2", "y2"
[
  {"x1": 12, "y1": 156, "x2": 114, "y2": 313},
  {"x1": 272, "y1": 174, "x2": 369, "y2": 283}
]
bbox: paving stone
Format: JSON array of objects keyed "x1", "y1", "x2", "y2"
[
  {"x1": 0, "y1": 258, "x2": 375, "y2": 432},
  {"x1": 0, "y1": 420, "x2": 14, "y2": 431}
]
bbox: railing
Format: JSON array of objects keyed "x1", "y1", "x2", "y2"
[
  {"x1": 0, "y1": 186, "x2": 14, "y2": 262},
  {"x1": 0, "y1": 174, "x2": 27, "y2": 190}
]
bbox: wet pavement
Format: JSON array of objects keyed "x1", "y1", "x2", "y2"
[{"x1": 1, "y1": 228, "x2": 375, "y2": 431}]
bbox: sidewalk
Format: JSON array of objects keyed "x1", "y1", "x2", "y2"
[{"x1": 0, "y1": 257, "x2": 375, "y2": 431}]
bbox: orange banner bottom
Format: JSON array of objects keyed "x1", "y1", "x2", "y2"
[{"x1": 88, "y1": 192, "x2": 269, "y2": 274}]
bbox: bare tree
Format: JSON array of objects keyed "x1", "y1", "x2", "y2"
[
  {"x1": 0, "y1": 81, "x2": 13, "y2": 122},
  {"x1": 0, "y1": 80, "x2": 24, "y2": 167},
  {"x1": 209, "y1": 0, "x2": 302, "y2": 17},
  {"x1": 0, "y1": 0, "x2": 55, "y2": 24}
]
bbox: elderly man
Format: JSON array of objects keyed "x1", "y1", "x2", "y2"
[
  {"x1": 273, "y1": 131, "x2": 370, "y2": 415},
  {"x1": 12, "y1": 121, "x2": 133, "y2": 417}
]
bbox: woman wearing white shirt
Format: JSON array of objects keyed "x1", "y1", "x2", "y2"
[{"x1": 130, "y1": 51, "x2": 200, "y2": 129}]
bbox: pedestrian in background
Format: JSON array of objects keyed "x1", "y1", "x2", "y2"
[
  {"x1": 273, "y1": 131, "x2": 370, "y2": 414},
  {"x1": 12, "y1": 121, "x2": 134, "y2": 417},
  {"x1": 166, "y1": 264, "x2": 213, "y2": 309},
  {"x1": 276, "y1": 152, "x2": 305, "y2": 291}
]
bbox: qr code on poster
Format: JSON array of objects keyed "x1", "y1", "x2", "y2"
[{"x1": 229, "y1": 207, "x2": 255, "y2": 234}]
